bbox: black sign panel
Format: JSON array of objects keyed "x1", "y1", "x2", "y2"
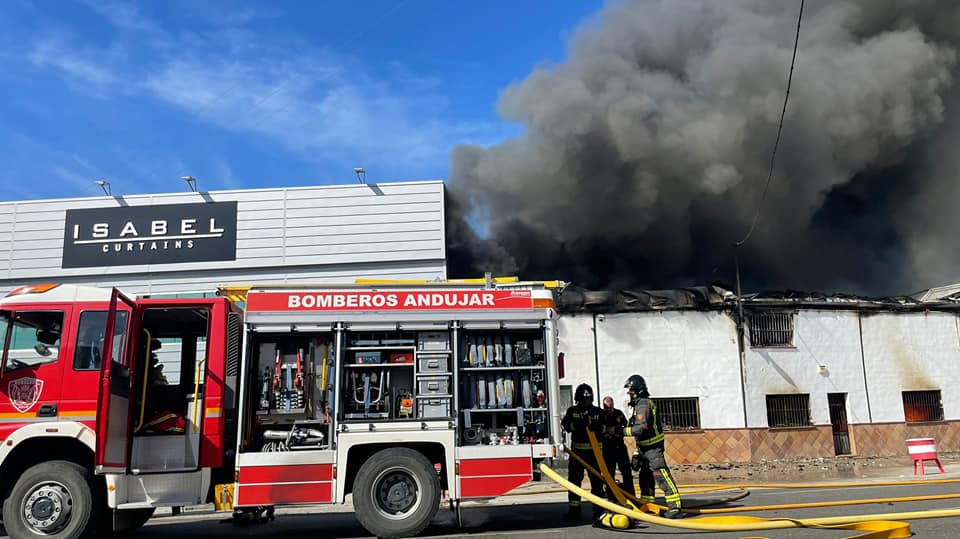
[{"x1": 62, "y1": 201, "x2": 238, "y2": 268}]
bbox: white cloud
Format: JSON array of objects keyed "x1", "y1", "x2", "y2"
[
  {"x1": 138, "y1": 51, "x2": 502, "y2": 170},
  {"x1": 28, "y1": 36, "x2": 123, "y2": 93},
  {"x1": 80, "y1": 0, "x2": 165, "y2": 36},
  {"x1": 23, "y1": 3, "x2": 507, "y2": 179}
]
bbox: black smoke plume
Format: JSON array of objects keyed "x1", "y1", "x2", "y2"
[{"x1": 446, "y1": 0, "x2": 960, "y2": 295}]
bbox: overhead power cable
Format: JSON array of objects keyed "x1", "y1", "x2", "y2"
[{"x1": 734, "y1": 0, "x2": 805, "y2": 247}]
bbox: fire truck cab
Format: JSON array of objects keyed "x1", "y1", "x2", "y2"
[{"x1": 0, "y1": 283, "x2": 240, "y2": 537}]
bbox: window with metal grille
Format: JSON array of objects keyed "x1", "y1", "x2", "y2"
[
  {"x1": 748, "y1": 311, "x2": 795, "y2": 347},
  {"x1": 655, "y1": 397, "x2": 701, "y2": 431},
  {"x1": 902, "y1": 390, "x2": 944, "y2": 423},
  {"x1": 766, "y1": 394, "x2": 811, "y2": 428}
]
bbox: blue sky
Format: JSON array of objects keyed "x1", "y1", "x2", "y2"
[{"x1": 0, "y1": 0, "x2": 603, "y2": 201}]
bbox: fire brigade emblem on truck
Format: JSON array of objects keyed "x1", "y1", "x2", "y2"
[{"x1": 9, "y1": 377, "x2": 43, "y2": 413}]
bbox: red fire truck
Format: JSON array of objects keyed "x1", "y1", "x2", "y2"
[{"x1": 0, "y1": 279, "x2": 563, "y2": 538}]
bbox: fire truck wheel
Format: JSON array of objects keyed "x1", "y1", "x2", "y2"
[
  {"x1": 353, "y1": 448, "x2": 440, "y2": 538},
  {"x1": 2, "y1": 460, "x2": 97, "y2": 538}
]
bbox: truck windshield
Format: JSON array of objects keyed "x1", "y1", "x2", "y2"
[{"x1": 3, "y1": 311, "x2": 65, "y2": 372}]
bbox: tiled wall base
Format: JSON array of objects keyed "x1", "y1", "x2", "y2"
[
  {"x1": 624, "y1": 421, "x2": 960, "y2": 464},
  {"x1": 849, "y1": 422, "x2": 960, "y2": 457}
]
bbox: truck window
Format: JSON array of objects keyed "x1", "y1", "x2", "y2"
[
  {"x1": 4, "y1": 311, "x2": 65, "y2": 372},
  {"x1": 0, "y1": 312, "x2": 9, "y2": 369},
  {"x1": 73, "y1": 310, "x2": 130, "y2": 371}
]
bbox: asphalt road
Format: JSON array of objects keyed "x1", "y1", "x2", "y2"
[{"x1": 9, "y1": 478, "x2": 953, "y2": 539}]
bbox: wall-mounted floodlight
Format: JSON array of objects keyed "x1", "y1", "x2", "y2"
[
  {"x1": 182, "y1": 176, "x2": 198, "y2": 192},
  {"x1": 354, "y1": 167, "x2": 366, "y2": 184},
  {"x1": 95, "y1": 179, "x2": 112, "y2": 196}
]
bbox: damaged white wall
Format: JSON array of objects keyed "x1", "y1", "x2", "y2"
[
  {"x1": 860, "y1": 312, "x2": 960, "y2": 422},
  {"x1": 590, "y1": 311, "x2": 742, "y2": 429},
  {"x1": 556, "y1": 314, "x2": 599, "y2": 400},
  {"x1": 743, "y1": 311, "x2": 869, "y2": 428},
  {"x1": 558, "y1": 306, "x2": 960, "y2": 433}
]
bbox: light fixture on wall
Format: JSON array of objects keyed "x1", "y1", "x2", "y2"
[
  {"x1": 354, "y1": 167, "x2": 366, "y2": 184},
  {"x1": 817, "y1": 365, "x2": 828, "y2": 375},
  {"x1": 182, "y1": 176, "x2": 198, "y2": 192},
  {"x1": 94, "y1": 179, "x2": 111, "y2": 196}
]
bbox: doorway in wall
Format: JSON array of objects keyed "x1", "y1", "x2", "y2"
[{"x1": 828, "y1": 393, "x2": 851, "y2": 455}]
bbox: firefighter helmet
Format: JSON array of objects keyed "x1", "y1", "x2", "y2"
[
  {"x1": 574, "y1": 383, "x2": 594, "y2": 404},
  {"x1": 624, "y1": 375, "x2": 647, "y2": 394}
]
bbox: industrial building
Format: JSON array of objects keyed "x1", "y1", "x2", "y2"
[{"x1": 556, "y1": 287, "x2": 960, "y2": 464}]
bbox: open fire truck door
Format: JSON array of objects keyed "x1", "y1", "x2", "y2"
[
  {"x1": 96, "y1": 293, "x2": 235, "y2": 476},
  {"x1": 95, "y1": 289, "x2": 135, "y2": 474}
]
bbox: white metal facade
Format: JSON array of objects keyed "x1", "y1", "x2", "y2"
[{"x1": 0, "y1": 181, "x2": 446, "y2": 295}]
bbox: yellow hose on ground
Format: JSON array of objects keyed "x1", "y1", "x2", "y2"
[
  {"x1": 692, "y1": 492, "x2": 960, "y2": 514},
  {"x1": 542, "y1": 463, "x2": 960, "y2": 537},
  {"x1": 563, "y1": 444, "x2": 750, "y2": 509},
  {"x1": 565, "y1": 444, "x2": 959, "y2": 514}
]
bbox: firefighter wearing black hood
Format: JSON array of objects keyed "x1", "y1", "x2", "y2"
[
  {"x1": 561, "y1": 383, "x2": 604, "y2": 519},
  {"x1": 623, "y1": 375, "x2": 683, "y2": 519}
]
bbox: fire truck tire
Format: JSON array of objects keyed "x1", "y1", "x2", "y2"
[
  {"x1": 2, "y1": 460, "x2": 98, "y2": 538},
  {"x1": 352, "y1": 448, "x2": 440, "y2": 538}
]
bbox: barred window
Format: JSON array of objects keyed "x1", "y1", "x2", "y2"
[
  {"x1": 656, "y1": 397, "x2": 701, "y2": 431},
  {"x1": 766, "y1": 394, "x2": 811, "y2": 428},
  {"x1": 902, "y1": 390, "x2": 944, "y2": 423},
  {"x1": 749, "y1": 312, "x2": 795, "y2": 347}
]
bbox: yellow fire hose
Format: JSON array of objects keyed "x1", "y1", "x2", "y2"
[
  {"x1": 564, "y1": 441, "x2": 749, "y2": 509},
  {"x1": 697, "y1": 492, "x2": 960, "y2": 514},
  {"x1": 586, "y1": 429, "x2": 638, "y2": 510},
  {"x1": 549, "y1": 431, "x2": 960, "y2": 537},
  {"x1": 542, "y1": 464, "x2": 937, "y2": 537},
  {"x1": 545, "y1": 437, "x2": 960, "y2": 538},
  {"x1": 566, "y1": 440, "x2": 960, "y2": 514}
]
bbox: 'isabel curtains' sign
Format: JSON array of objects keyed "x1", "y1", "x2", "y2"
[{"x1": 62, "y1": 201, "x2": 238, "y2": 268}]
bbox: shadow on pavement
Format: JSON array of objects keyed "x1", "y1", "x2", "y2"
[{"x1": 55, "y1": 501, "x2": 585, "y2": 538}]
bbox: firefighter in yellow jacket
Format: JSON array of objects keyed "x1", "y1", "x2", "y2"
[{"x1": 623, "y1": 375, "x2": 683, "y2": 519}]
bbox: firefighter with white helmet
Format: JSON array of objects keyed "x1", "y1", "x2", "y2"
[
  {"x1": 623, "y1": 374, "x2": 683, "y2": 519},
  {"x1": 561, "y1": 383, "x2": 604, "y2": 520}
]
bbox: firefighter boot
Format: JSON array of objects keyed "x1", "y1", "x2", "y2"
[
  {"x1": 661, "y1": 508, "x2": 684, "y2": 520},
  {"x1": 565, "y1": 501, "x2": 581, "y2": 520}
]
